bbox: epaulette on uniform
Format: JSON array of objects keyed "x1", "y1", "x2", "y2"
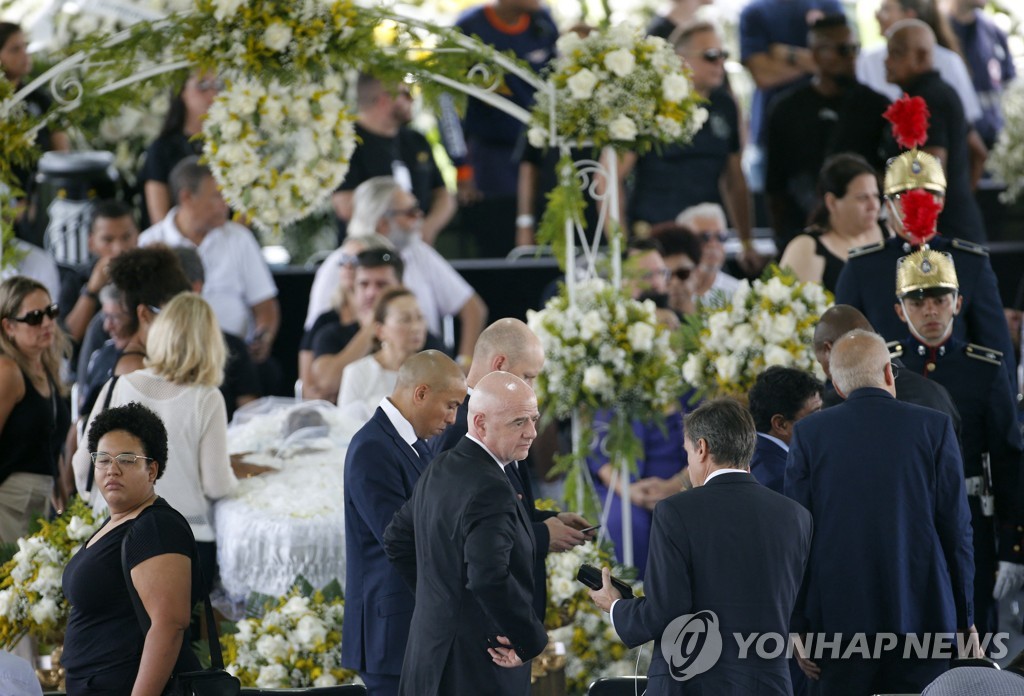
[
  {"x1": 886, "y1": 340, "x2": 903, "y2": 358},
  {"x1": 966, "y1": 343, "x2": 1002, "y2": 366},
  {"x1": 951, "y1": 239, "x2": 989, "y2": 257},
  {"x1": 848, "y1": 241, "x2": 885, "y2": 259}
]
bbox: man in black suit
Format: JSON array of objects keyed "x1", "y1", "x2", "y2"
[
  {"x1": 384, "y1": 372, "x2": 549, "y2": 696},
  {"x1": 590, "y1": 399, "x2": 813, "y2": 695},
  {"x1": 429, "y1": 318, "x2": 592, "y2": 617},
  {"x1": 747, "y1": 367, "x2": 823, "y2": 494},
  {"x1": 813, "y1": 304, "x2": 962, "y2": 436},
  {"x1": 341, "y1": 351, "x2": 467, "y2": 695}
]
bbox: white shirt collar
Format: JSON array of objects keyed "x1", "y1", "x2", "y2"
[
  {"x1": 379, "y1": 397, "x2": 418, "y2": 449},
  {"x1": 704, "y1": 468, "x2": 747, "y2": 485},
  {"x1": 466, "y1": 433, "x2": 510, "y2": 473},
  {"x1": 757, "y1": 432, "x2": 790, "y2": 453}
]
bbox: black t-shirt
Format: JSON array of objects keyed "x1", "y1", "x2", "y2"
[
  {"x1": 221, "y1": 331, "x2": 261, "y2": 420},
  {"x1": 300, "y1": 309, "x2": 342, "y2": 352},
  {"x1": 62, "y1": 499, "x2": 203, "y2": 685},
  {"x1": 139, "y1": 131, "x2": 204, "y2": 186},
  {"x1": 904, "y1": 71, "x2": 986, "y2": 243},
  {"x1": 765, "y1": 81, "x2": 890, "y2": 238},
  {"x1": 629, "y1": 87, "x2": 740, "y2": 226},
  {"x1": 311, "y1": 316, "x2": 448, "y2": 359},
  {"x1": 337, "y1": 124, "x2": 445, "y2": 216}
]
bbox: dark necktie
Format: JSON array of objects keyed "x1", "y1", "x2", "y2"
[
  {"x1": 412, "y1": 439, "x2": 432, "y2": 460},
  {"x1": 505, "y1": 462, "x2": 525, "y2": 500}
]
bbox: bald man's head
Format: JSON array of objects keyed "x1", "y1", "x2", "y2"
[
  {"x1": 467, "y1": 318, "x2": 545, "y2": 388},
  {"x1": 813, "y1": 305, "x2": 875, "y2": 379},
  {"x1": 468, "y1": 371, "x2": 540, "y2": 464},
  {"x1": 391, "y1": 350, "x2": 467, "y2": 439},
  {"x1": 830, "y1": 329, "x2": 895, "y2": 397},
  {"x1": 885, "y1": 19, "x2": 935, "y2": 87}
]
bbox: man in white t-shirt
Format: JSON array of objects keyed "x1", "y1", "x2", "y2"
[
  {"x1": 347, "y1": 176, "x2": 488, "y2": 368},
  {"x1": 138, "y1": 156, "x2": 280, "y2": 363}
]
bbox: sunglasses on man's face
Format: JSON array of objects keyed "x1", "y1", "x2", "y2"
[
  {"x1": 701, "y1": 48, "x2": 730, "y2": 63},
  {"x1": 825, "y1": 43, "x2": 860, "y2": 57},
  {"x1": 699, "y1": 231, "x2": 729, "y2": 244},
  {"x1": 10, "y1": 304, "x2": 59, "y2": 326},
  {"x1": 673, "y1": 267, "x2": 694, "y2": 282}
]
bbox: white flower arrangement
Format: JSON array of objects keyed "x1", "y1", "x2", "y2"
[
  {"x1": 530, "y1": 25, "x2": 707, "y2": 153},
  {"x1": 222, "y1": 579, "x2": 358, "y2": 688},
  {"x1": 0, "y1": 498, "x2": 101, "y2": 648},
  {"x1": 680, "y1": 265, "x2": 831, "y2": 399},
  {"x1": 538, "y1": 524, "x2": 648, "y2": 694},
  {"x1": 989, "y1": 79, "x2": 1024, "y2": 204},
  {"x1": 202, "y1": 74, "x2": 357, "y2": 232}
]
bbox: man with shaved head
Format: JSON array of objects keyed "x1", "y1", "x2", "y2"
[
  {"x1": 385, "y1": 371, "x2": 549, "y2": 696},
  {"x1": 430, "y1": 318, "x2": 592, "y2": 617},
  {"x1": 785, "y1": 330, "x2": 975, "y2": 693},
  {"x1": 813, "y1": 305, "x2": 960, "y2": 429},
  {"x1": 342, "y1": 350, "x2": 466, "y2": 695},
  {"x1": 885, "y1": 18, "x2": 985, "y2": 242}
]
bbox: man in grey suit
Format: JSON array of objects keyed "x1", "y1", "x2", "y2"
[
  {"x1": 590, "y1": 399, "x2": 813, "y2": 695},
  {"x1": 384, "y1": 372, "x2": 548, "y2": 696}
]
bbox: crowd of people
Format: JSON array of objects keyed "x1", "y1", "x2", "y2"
[{"x1": 1, "y1": 0, "x2": 1024, "y2": 694}]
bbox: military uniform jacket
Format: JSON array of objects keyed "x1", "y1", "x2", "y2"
[{"x1": 899, "y1": 336, "x2": 1024, "y2": 562}]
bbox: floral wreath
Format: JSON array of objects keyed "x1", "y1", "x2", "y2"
[{"x1": 202, "y1": 74, "x2": 356, "y2": 231}]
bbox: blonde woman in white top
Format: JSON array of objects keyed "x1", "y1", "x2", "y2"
[
  {"x1": 73, "y1": 292, "x2": 237, "y2": 592},
  {"x1": 337, "y1": 286, "x2": 427, "y2": 424}
]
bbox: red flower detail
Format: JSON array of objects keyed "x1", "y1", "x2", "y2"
[
  {"x1": 900, "y1": 188, "x2": 942, "y2": 246},
  {"x1": 883, "y1": 94, "x2": 931, "y2": 149}
]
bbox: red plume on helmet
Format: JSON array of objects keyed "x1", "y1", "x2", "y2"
[
  {"x1": 883, "y1": 94, "x2": 930, "y2": 150},
  {"x1": 897, "y1": 188, "x2": 942, "y2": 246}
]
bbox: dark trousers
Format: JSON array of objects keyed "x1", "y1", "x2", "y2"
[
  {"x1": 817, "y1": 637, "x2": 948, "y2": 696},
  {"x1": 361, "y1": 672, "x2": 400, "y2": 696},
  {"x1": 970, "y1": 500, "x2": 998, "y2": 639}
]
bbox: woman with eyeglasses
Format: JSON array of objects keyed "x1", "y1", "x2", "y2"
[
  {"x1": 139, "y1": 72, "x2": 221, "y2": 224},
  {"x1": 0, "y1": 276, "x2": 70, "y2": 542},
  {"x1": 72, "y1": 293, "x2": 240, "y2": 591},
  {"x1": 62, "y1": 401, "x2": 203, "y2": 696},
  {"x1": 778, "y1": 153, "x2": 884, "y2": 293},
  {"x1": 337, "y1": 286, "x2": 428, "y2": 424}
]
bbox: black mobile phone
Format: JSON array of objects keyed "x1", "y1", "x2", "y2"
[
  {"x1": 580, "y1": 524, "x2": 601, "y2": 534},
  {"x1": 576, "y1": 563, "x2": 634, "y2": 598}
]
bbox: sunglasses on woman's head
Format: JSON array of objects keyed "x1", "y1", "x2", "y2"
[{"x1": 10, "y1": 304, "x2": 59, "y2": 326}]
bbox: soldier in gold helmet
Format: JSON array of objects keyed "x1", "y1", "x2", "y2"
[{"x1": 893, "y1": 247, "x2": 1024, "y2": 642}]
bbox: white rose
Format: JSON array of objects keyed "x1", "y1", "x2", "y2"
[
  {"x1": 627, "y1": 321, "x2": 656, "y2": 352},
  {"x1": 582, "y1": 365, "x2": 611, "y2": 395},
  {"x1": 579, "y1": 310, "x2": 604, "y2": 341},
  {"x1": 607, "y1": 114, "x2": 638, "y2": 142},
  {"x1": 608, "y1": 23, "x2": 635, "y2": 48},
  {"x1": 763, "y1": 344, "x2": 793, "y2": 367},
  {"x1": 294, "y1": 615, "x2": 328, "y2": 649},
  {"x1": 527, "y1": 126, "x2": 547, "y2": 148},
  {"x1": 714, "y1": 354, "x2": 739, "y2": 382},
  {"x1": 556, "y1": 31, "x2": 583, "y2": 55},
  {"x1": 731, "y1": 323, "x2": 756, "y2": 353},
  {"x1": 213, "y1": 0, "x2": 245, "y2": 20},
  {"x1": 29, "y1": 564, "x2": 62, "y2": 594},
  {"x1": 261, "y1": 99, "x2": 284, "y2": 129},
  {"x1": 221, "y1": 118, "x2": 242, "y2": 140},
  {"x1": 681, "y1": 353, "x2": 704, "y2": 385},
  {"x1": 801, "y1": 282, "x2": 828, "y2": 307},
  {"x1": 66, "y1": 515, "x2": 93, "y2": 541},
  {"x1": 688, "y1": 107, "x2": 709, "y2": 136},
  {"x1": 255, "y1": 633, "x2": 289, "y2": 662},
  {"x1": 661, "y1": 73, "x2": 690, "y2": 102},
  {"x1": 764, "y1": 313, "x2": 798, "y2": 344},
  {"x1": 290, "y1": 99, "x2": 312, "y2": 125},
  {"x1": 656, "y1": 115, "x2": 682, "y2": 139},
  {"x1": 263, "y1": 21, "x2": 293, "y2": 52},
  {"x1": 30, "y1": 597, "x2": 58, "y2": 625},
  {"x1": 566, "y1": 68, "x2": 598, "y2": 100},
  {"x1": 0, "y1": 589, "x2": 14, "y2": 617},
  {"x1": 255, "y1": 664, "x2": 288, "y2": 688},
  {"x1": 603, "y1": 48, "x2": 636, "y2": 77},
  {"x1": 313, "y1": 674, "x2": 338, "y2": 687},
  {"x1": 761, "y1": 277, "x2": 792, "y2": 305}
]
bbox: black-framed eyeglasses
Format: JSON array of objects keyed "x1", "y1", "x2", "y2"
[
  {"x1": 10, "y1": 304, "x2": 59, "y2": 326},
  {"x1": 91, "y1": 452, "x2": 155, "y2": 468},
  {"x1": 701, "y1": 48, "x2": 730, "y2": 63},
  {"x1": 699, "y1": 231, "x2": 729, "y2": 244}
]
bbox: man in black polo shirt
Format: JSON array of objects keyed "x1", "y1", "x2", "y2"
[
  {"x1": 331, "y1": 73, "x2": 455, "y2": 246},
  {"x1": 884, "y1": 18, "x2": 986, "y2": 243}
]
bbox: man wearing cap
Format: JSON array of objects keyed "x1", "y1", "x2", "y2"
[
  {"x1": 894, "y1": 247, "x2": 1024, "y2": 639},
  {"x1": 833, "y1": 98, "x2": 1016, "y2": 397}
]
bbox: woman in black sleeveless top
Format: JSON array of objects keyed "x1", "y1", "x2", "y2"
[
  {"x1": 778, "y1": 154, "x2": 885, "y2": 294},
  {"x1": 0, "y1": 276, "x2": 70, "y2": 542}
]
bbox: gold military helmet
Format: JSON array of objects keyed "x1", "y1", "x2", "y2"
[
  {"x1": 884, "y1": 149, "x2": 946, "y2": 197},
  {"x1": 895, "y1": 248, "x2": 959, "y2": 298}
]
